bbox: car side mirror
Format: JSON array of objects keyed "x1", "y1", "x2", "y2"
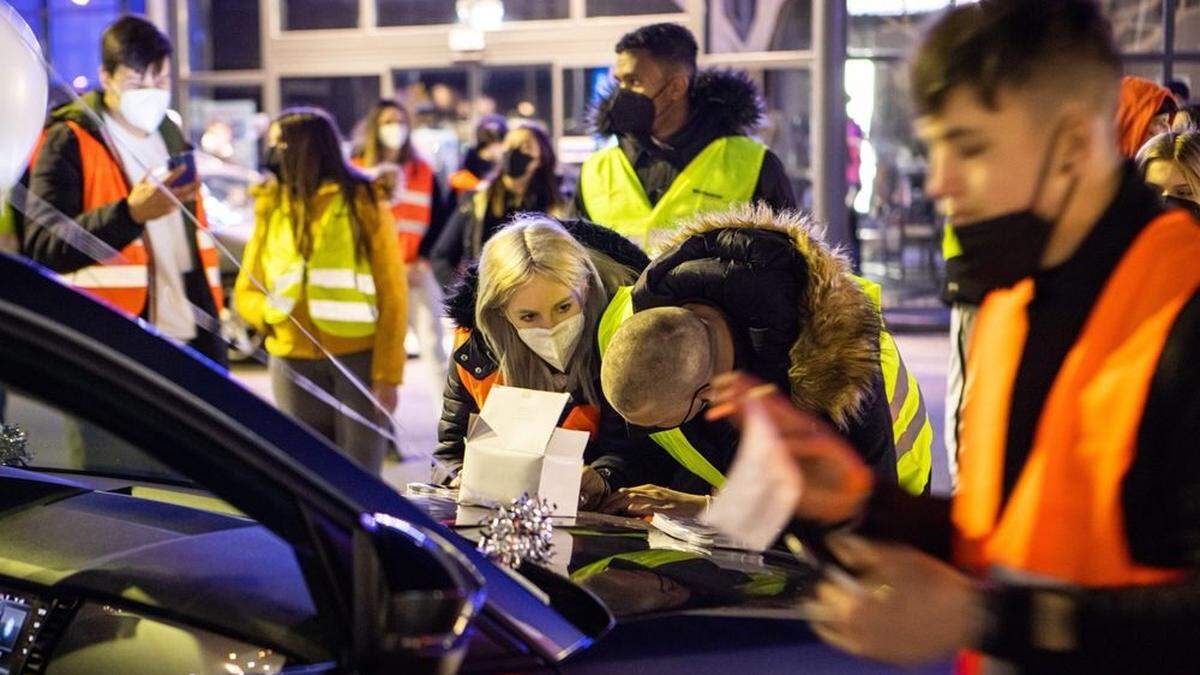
[{"x1": 357, "y1": 513, "x2": 485, "y2": 674}]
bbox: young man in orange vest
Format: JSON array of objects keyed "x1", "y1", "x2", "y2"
[
  {"x1": 707, "y1": 1, "x2": 1200, "y2": 670},
  {"x1": 22, "y1": 15, "x2": 225, "y2": 367}
]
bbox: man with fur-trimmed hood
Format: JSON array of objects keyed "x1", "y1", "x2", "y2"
[
  {"x1": 575, "y1": 23, "x2": 796, "y2": 252},
  {"x1": 583, "y1": 205, "x2": 932, "y2": 516}
]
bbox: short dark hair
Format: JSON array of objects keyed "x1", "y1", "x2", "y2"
[
  {"x1": 1167, "y1": 79, "x2": 1191, "y2": 102},
  {"x1": 912, "y1": 0, "x2": 1120, "y2": 115},
  {"x1": 101, "y1": 15, "x2": 173, "y2": 75},
  {"x1": 616, "y1": 23, "x2": 698, "y2": 76}
]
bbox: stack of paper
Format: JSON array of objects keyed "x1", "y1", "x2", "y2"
[{"x1": 650, "y1": 513, "x2": 762, "y2": 551}]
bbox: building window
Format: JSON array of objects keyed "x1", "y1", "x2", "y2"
[
  {"x1": 281, "y1": 0, "x2": 358, "y2": 31},
  {"x1": 586, "y1": 0, "x2": 683, "y2": 17},
  {"x1": 187, "y1": 85, "x2": 264, "y2": 169},
  {"x1": 189, "y1": 0, "x2": 260, "y2": 71},
  {"x1": 482, "y1": 65, "x2": 553, "y2": 129},
  {"x1": 563, "y1": 67, "x2": 612, "y2": 137},
  {"x1": 280, "y1": 76, "x2": 381, "y2": 138},
  {"x1": 710, "y1": 0, "x2": 811, "y2": 53},
  {"x1": 377, "y1": 0, "x2": 567, "y2": 25}
]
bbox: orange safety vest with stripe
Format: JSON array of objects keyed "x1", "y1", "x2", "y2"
[
  {"x1": 452, "y1": 327, "x2": 601, "y2": 437},
  {"x1": 27, "y1": 120, "x2": 223, "y2": 317},
  {"x1": 952, "y1": 213, "x2": 1200, "y2": 668},
  {"x1": 391, "y1": 158, "x2": 435, "y2": 264}
]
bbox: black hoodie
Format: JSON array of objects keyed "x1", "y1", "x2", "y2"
[{"x1": 574, "y1": 69, "x2": 797, "y2": 219}]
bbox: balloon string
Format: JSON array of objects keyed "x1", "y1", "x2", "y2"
[
  {"x1": 6, "y1": 180, "x2": 433, "y2": 469},
  {"x1": 5, "y1": 35, "x2": 451, "y2": 476}
]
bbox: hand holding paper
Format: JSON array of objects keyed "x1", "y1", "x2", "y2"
[{"x1": 704, "y1": 373, "x2": 875, "y2": 549}]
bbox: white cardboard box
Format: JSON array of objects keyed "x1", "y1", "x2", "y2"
[{"x1": 458, "y1": 385, "x2": 589, "y2": 517}]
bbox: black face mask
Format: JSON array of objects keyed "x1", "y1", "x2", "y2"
[
  {"x1": 606, "y1": 82, "x2": 677, "y2": 138},
  {"x1": 952, "y1": 128, "x2": 1078, "y2": 290},
  {"x1": 1164, "y1": 195, "x2": 1200, "y2": 220},
  {"x1": 503, "y1": 149, "x2": 533, "y2": 178},
  {"x1": 261, "y1": 145, "x2": 283, "y2": 177}
]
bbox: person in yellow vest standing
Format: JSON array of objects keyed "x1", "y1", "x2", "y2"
[
  {"x1": 707, "y1": 2, "x2": 1200, "y2": 670},
  {"x1": 235, "y1": 109, "x2": 408, "y2": 476},
  {"x1": 355, "y1": 100, "x2": 450, "y2": 395},
  {"x1": 22, "y1": 16, "x2": 225, "y2": 367},
  {"x1": 586, "y1": 205, "x2": 932, "y2": 516},
  {"x1": 576, "y1": 23, "x2": 796, "y2": 253}
]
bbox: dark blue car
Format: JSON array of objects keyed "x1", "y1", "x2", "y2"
[{"x1": 0, "y1": 252, "x2": 949, "y2": 674}]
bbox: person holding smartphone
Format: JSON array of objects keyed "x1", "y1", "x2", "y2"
[{"x1": 22, "y1": 15, "x2": 225, "y2": 367}]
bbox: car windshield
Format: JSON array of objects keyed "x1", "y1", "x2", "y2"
[{"x1": 2, "y1": 383, "x2": 191, "y2": 485}]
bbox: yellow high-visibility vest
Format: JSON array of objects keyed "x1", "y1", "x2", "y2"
[
  {"x1": 579, "y1": 136, "x2": 766, "y2": 253},
  {"x1": 597, "y1": 282, "x2": 933, "y2": 494},
  {"x1": 261, "y1": 188, "x2": 378, "y2": 338}
]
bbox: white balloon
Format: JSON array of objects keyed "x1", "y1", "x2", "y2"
[{"x1": 0, "y1": 3, "x2": 48, "y2": 190}]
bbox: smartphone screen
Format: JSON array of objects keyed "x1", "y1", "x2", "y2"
[{"x1": 167, "y1": 152, "x2": 197, "y2": 187}]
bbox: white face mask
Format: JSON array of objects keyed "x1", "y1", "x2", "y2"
[
  {"x1": 117, "y1": 87, "x2": 171, "y2": 134},
  {"x1": 378, "y1": 123, "x2": 408, "y2": 150},
  {"x1": 517, "y1": 312, "x2": 585, "y2": 372}
]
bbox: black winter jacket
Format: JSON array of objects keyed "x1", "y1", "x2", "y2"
[
  {"x1": 20, "y1": 91, "x2": 226, "y2": 367},
  {"x1": 575, "y1": 69, "x2": 797, "y2": 219},
  {"x1": 432, "y1": 219, "x2": 651, "y2": 482},
  {"x1": 591, "y1": 205, "x2": 899, "y2": 495},
  {"x1": 430, "y1": 186, "x2": 565, "y2": 289}
]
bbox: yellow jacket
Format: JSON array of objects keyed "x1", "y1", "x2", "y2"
[{"x1": 235, "y1": 180, "x2": 408, "y2": 385}]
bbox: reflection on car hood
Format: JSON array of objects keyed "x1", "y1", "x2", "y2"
[
  {"x1": 411, "y1": 496, "x2": 818, "y2": 621},
  {"x1": 0, "y1": 471, "x2": 329, "y2": 662}
]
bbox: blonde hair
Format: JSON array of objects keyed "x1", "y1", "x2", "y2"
[
  {"x1": 1136, "y1": 130, "x2": 1200, "y2": 198},
  {"x1": 476, "y1": 214, "x2": 635, "y2": 404}
]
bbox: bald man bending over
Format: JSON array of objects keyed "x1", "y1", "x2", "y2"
[{"x1": 583, "y1": 205, "x2": 932, "y2": 517}]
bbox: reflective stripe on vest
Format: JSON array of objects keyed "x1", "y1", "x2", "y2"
[
  {"x1": 599, "y1": 280, "x2": 931, "y2": 493},
  {"x1": 392, "y1": 159, "x2": 434, "y2": 263},
  {"x1": 597, "y1": 286, "x2": 727, "y2": 489},
  {"x1": 0, "y1": 199, "x2": 17, "y2": 254},
  {"x1": 260, "y1": 190, "x2": 378, "y2": 338},
  {"x1": 942, "y1": 223, "x2": 962, "y2": 261},
  {"x1": 854, "y1": 277, "x2": 932, "y2": 495},
  {"x1": 452, "y1": 327, "x2": 600, "y2": 438},
  {"x1": 29, "y1": 120, "x2": 223, "y2": 315},
  {"x1": 571, "y1": 549, "x2": 701, "y2": 583},
  {"x1": 580, "y1": 137, "x2": 766, "y2": 253},
  {"x1": 952, "y1": 212, "x2": 1200, "y2": 586}
]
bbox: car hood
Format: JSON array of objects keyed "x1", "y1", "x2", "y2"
[{"x1": 412, "y1": 497, "x2": 817, "y2": 622}]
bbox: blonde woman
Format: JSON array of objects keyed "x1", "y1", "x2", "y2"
[
  {"x1": 1137, "y1": 130, "x2": 1200, "y2": 216},
  {"x1": 433, "y1": 214, "x2": 649, "y2": 485}
]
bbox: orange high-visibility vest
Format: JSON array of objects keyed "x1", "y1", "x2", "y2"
[
  {"x1": 392, "y1": 158, "x2": 434, "y2": 264},
  {"x1": 951, "y1": 212, "x2": 1200, "y2": 671},
  {"x1": 954, "y1": 211, "x2": 1200, "y2": 583},
  {"x1": 452, "y1": 327, "x2": 601, "y2": 436},
  {"x1": 28, "y1": 120, "x2": 223, "y2": 317}
]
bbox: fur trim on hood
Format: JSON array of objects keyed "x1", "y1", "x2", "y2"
[
  {"x1": 590, "y1": 68, "x2": 766, "y2": 138},
  {"x1": 444, "y1": 218, "x2": 650, "y2": 330},
  {"x1": 661, "y1": 204, "x2": 882, "y2": 430}
]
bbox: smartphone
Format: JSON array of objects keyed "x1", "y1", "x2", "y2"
[{"x1": 167, "y1": 152, "x2": 197, "y2": 187}]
